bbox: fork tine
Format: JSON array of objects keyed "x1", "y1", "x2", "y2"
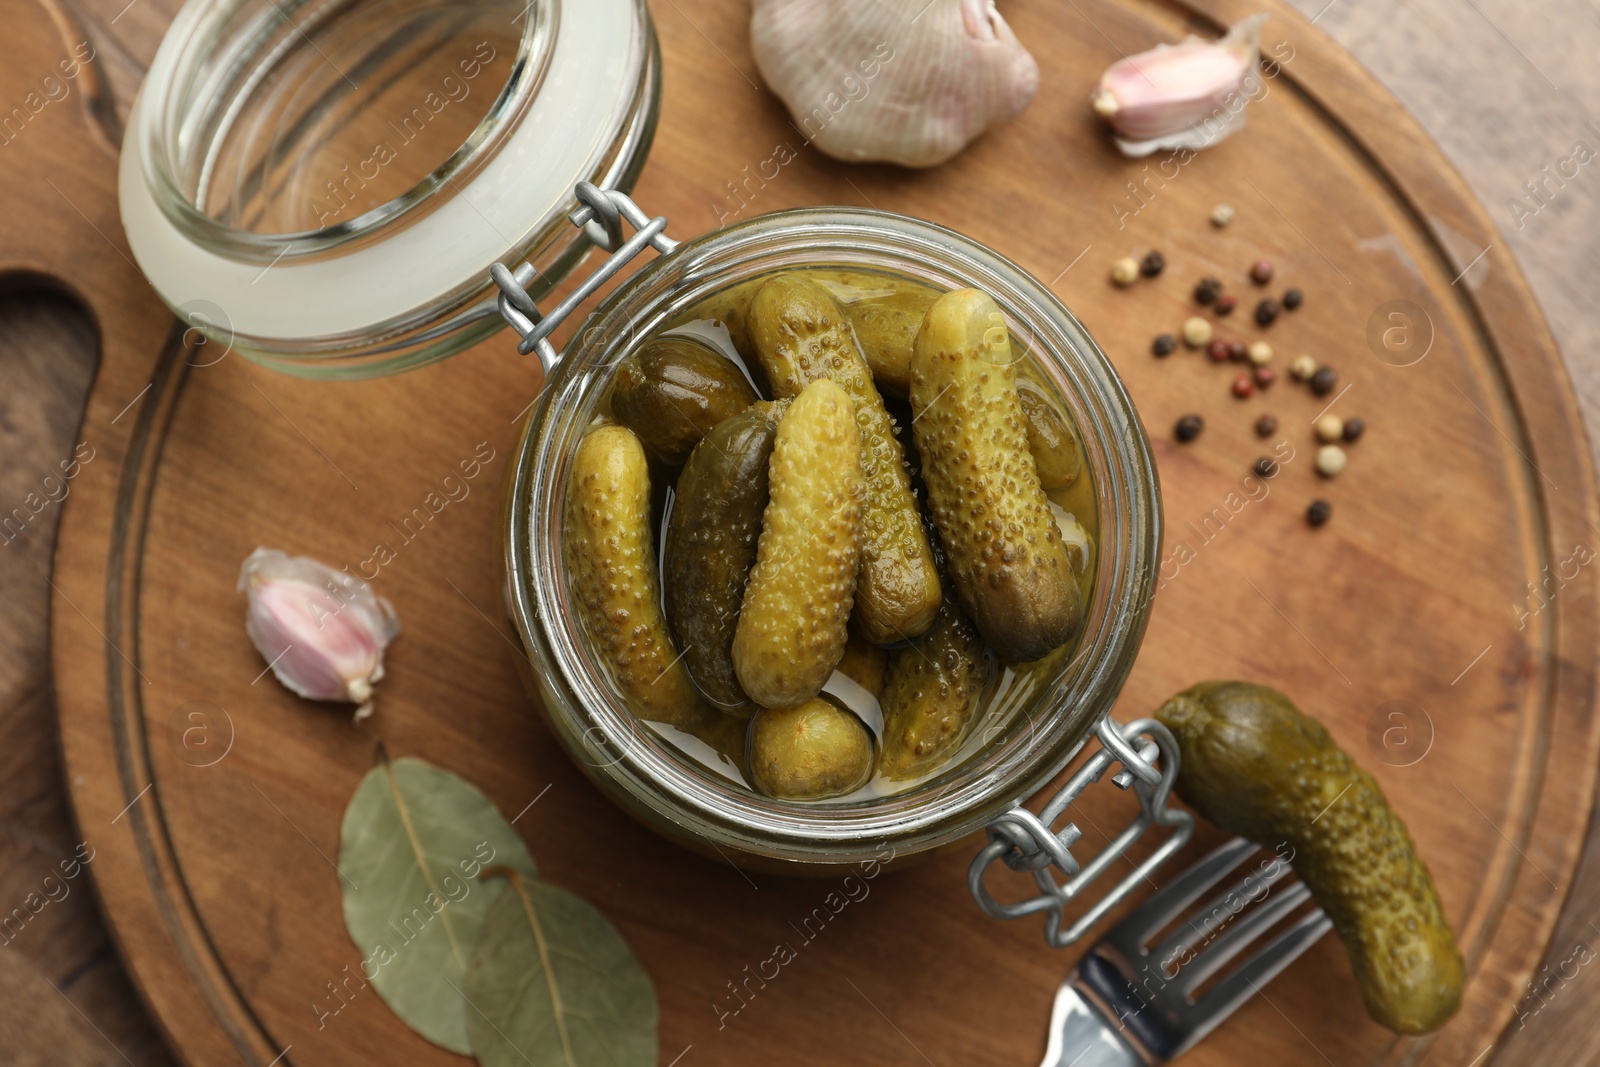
[
  {"x1": 1113, "y1": 837, "x2": 1258, "y2": 945},
  {"x1": 1189, "y1": 909, "x2": 1335, "y2": 1032},
  {"x1": 1169, "y1": 882, "x2": 1313, "y2": 996},
  {"x1": 1147, "y1": 852, "x2": 1293, "y2": 970}
]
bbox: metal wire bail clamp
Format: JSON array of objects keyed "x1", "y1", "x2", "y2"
[
  {"x1": 970, "y1": 716, "x2": 1195, "y2": 948},
  {"x1": 490, "y1": 182, "x2": 679, "y2": 371}
]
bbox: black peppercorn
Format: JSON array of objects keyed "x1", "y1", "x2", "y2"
[
  {"x1": 1229, "y1": 341, "x2": 1248, "y2": 362},
  {"x1": 1253, "y1": 456, "x2": 1279, "y2": 478},
  {"x1": 1307, "y1": 499, "x2": 1332, "y2": 526},
  {"x1": 1255, "y1": 413, "x2": 1279, "y2": 437},
  {"x1": 1342, "y1": 417, "x2": 1365, "y2": 442},
  {"x1": 1194, "y1": 277, "x2": 1223, "y2": 305},
  {"x1": 1283, "y1": 287, "x2": 1303, "y2": 311},
  {"x1": 1141, "y1": 250, "x2": 1166, "y2": 277},
  {"x1": 1152, "y1": 333, "x2": 1177, "y2": 357},
  {"x1": 1310, "y1": 365, "x2": 1338, "y2": 396},
  {"x1": 1175, "y1": 414, "x2": 1204, "y2": 442},
  {"x1": 1254, "y1": 298, "x2": 1281, "y2": 327}
]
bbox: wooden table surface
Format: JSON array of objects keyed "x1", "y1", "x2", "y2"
[{"x1": 1, "y1": 0, "x2": 1597, "y2": 1063}]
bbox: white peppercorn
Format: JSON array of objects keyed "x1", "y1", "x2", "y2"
[{"x1": 1183, "y1": 317, "x2": 1213, "y2": 347}]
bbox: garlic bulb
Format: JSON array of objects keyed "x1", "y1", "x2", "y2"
[
  {"x1": 750, "y1": 0, "x2": 1039, "y2": 168},
  {"x1": 1092, "y1": 14, "x2": 1266, "y2": 158},
  {"x1": 239, "y1": 548, "x2": 400, "y2": 721}
]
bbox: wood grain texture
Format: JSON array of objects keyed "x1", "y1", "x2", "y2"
[{"x1": 4, "y1": 0, "x2": 1599, "y2": 1063}]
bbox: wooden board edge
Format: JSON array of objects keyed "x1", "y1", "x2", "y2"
[{"x1": 1193, "y1": 0, "x2": 1600, "y2": 1060}]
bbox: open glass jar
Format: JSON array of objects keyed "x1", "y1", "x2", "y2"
[{"x1": 502, "y1": 201, "x2": 1170, "y2": 878}]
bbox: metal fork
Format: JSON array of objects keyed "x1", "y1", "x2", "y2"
[{"x1": 1041, "y1": 837, "x2": 1334, "y2": 1066}]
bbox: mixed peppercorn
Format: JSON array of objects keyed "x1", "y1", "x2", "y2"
[{"x1": 1111, "y1": 210, "x2": 1366, "y2": 527}]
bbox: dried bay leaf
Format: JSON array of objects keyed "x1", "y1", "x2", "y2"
[
  {"x1": 339, "y1": 756, "x2": 537, "y2": 1054},
  {"x1": 466, "y1": 870, "x2": 658, "y2": 1067}
]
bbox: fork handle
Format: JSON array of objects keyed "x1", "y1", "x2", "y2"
[{"x1": 1040, "y1": 984, "x2": 1145, "y2": 1067}]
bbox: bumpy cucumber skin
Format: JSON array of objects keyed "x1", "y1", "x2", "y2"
[
  {"x1": 563, "y1": 425, "x2": 706, "y2": 729},
  {"x1": 910, "y1": 288, "x2": 1083, "y2": 663},
  {"x1": 732, "y1": 380, "x2": 865, "y2": 709},
  {"x1": 878, "y1": 600, "x2": 990, "y2": 780},
  {"x1": 610, "y1": 336, "x2": 757, "y2": 467},
  {"x1": 844, "y1": 287, "x2": 940, "y2": 397},
  {"x1": 748, "y1": 697, "x2": 875, "y2": 800},
  {"x1": 1015, "y1": 376, "x2": 1083, "y2": 490},
  {"x1": 848, "y1": 281, "x2": 1084, "y2": 491},
  {"x1": 1156, "y1": 681, "x2": 1464, "y2": 1034},
  {"x1": 663, "y1": 403, "x2": 784, "y2": 715},
  {"x1": 747, "y1": 274, "x2": 942, "y2": 645}
]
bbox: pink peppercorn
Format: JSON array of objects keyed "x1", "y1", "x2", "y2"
[{"x1": 1232, "y1": 373, "x2": 1255, "y2": 399}]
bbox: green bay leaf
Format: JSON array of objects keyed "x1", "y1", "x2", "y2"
[
  {"x1": 466, "y1": 871, "x2": 658, "y2": 1067},
  {"x1": 339, "y1": 756, "x2": 537, "y2": 1054}
]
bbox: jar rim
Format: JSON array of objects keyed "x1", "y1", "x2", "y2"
[
  {"x1": 506, "y1": 205, "x2": 1163, "y2": 864},
  {"x1": 139, "y1": 0, "x2": 559, "y2": 262}
]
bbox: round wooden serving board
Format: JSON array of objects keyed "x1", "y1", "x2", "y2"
[{"x1": 32, "y1": 0, "x2": 1600, "y2": 1063}]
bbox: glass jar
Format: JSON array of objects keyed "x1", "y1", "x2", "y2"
[
  {"x1": 118, "y1": 0, "x2": 659, "y2": 377},
  {"x1": 502, "y1": 205, "x2": 1163, "y2": 872}
]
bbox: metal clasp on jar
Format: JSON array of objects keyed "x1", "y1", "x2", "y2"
[
  {"x1": 491, "y1": 182, "x2": 678, "y2": 370},
  {"x1": 969, "y1": 717, "x2": 1194, "y2": 948}
]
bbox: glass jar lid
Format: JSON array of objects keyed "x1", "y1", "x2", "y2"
[{"x1": 118, "y1": 0, "x2": 659, "y2": 377}]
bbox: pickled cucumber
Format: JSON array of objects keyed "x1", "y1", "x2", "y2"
[
  {"x1": 835, "y1": 628, "x2": 889, "y2": 701},
  {"x1": 610, "y1": 336, "x2": 757, "y2": 467},
  {"x1": 910, "y1": 288, "x2": 1083, "y2": 662},
  {"x1": 564, "y1": 425, "x2": 706, "y2": 728},
  {"x1": 878, "y1": 601, "x2": 990, "y2": 780},
  {"x1": 664, "y1": 402, "x2": 786, "y2": 715},
  {"x1": 747, "y1": 274, "x2": 942, "y2": 645},
  {"x1": 748, "y1": 697, "x2": 875, "y2": 800},
  {"x1": 1155, "y1": 681, "x2": 1463, "y2": 1034},
  {"x1": 687, "y1": 280, "x2": 759, "y2": 365},
  {"x1": 844, "y1": 287, "x2": 940, "y2": 397},
  {"x1": 835, "y1": 276, "x2": 1083, "y2": 491},
  {"x1": 732, "y1": 379, "x2": 865, "y2": 709},
  {"x1": 1016, "y1": 376, "x2": 1083, "y2": 490}
]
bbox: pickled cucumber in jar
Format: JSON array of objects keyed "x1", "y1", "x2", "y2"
[{"x1": 583, "y1": 267, "x2": 1099, "y2": 800}]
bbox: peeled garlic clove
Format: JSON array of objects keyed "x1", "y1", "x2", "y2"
[
  {"x1": 750, "y1": 0, "x2": 1039, "y2": 169},
  {"x1": 238, "y1": 547, "x2": 400, "y2": 721},
  {"x1": 1092, "y1": 14, "x2": 1265, "y2": 158}
]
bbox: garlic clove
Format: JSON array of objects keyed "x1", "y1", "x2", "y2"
[
  {"x1": 238, "y1": 547, "x2": 399, "y2": 720},
  {"x1": 751, "y1": 0, "x2": 1039, "y2": 169},
  {"x1": 1092, "y1": 14, "x2": 1266, "y2": 158}
]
